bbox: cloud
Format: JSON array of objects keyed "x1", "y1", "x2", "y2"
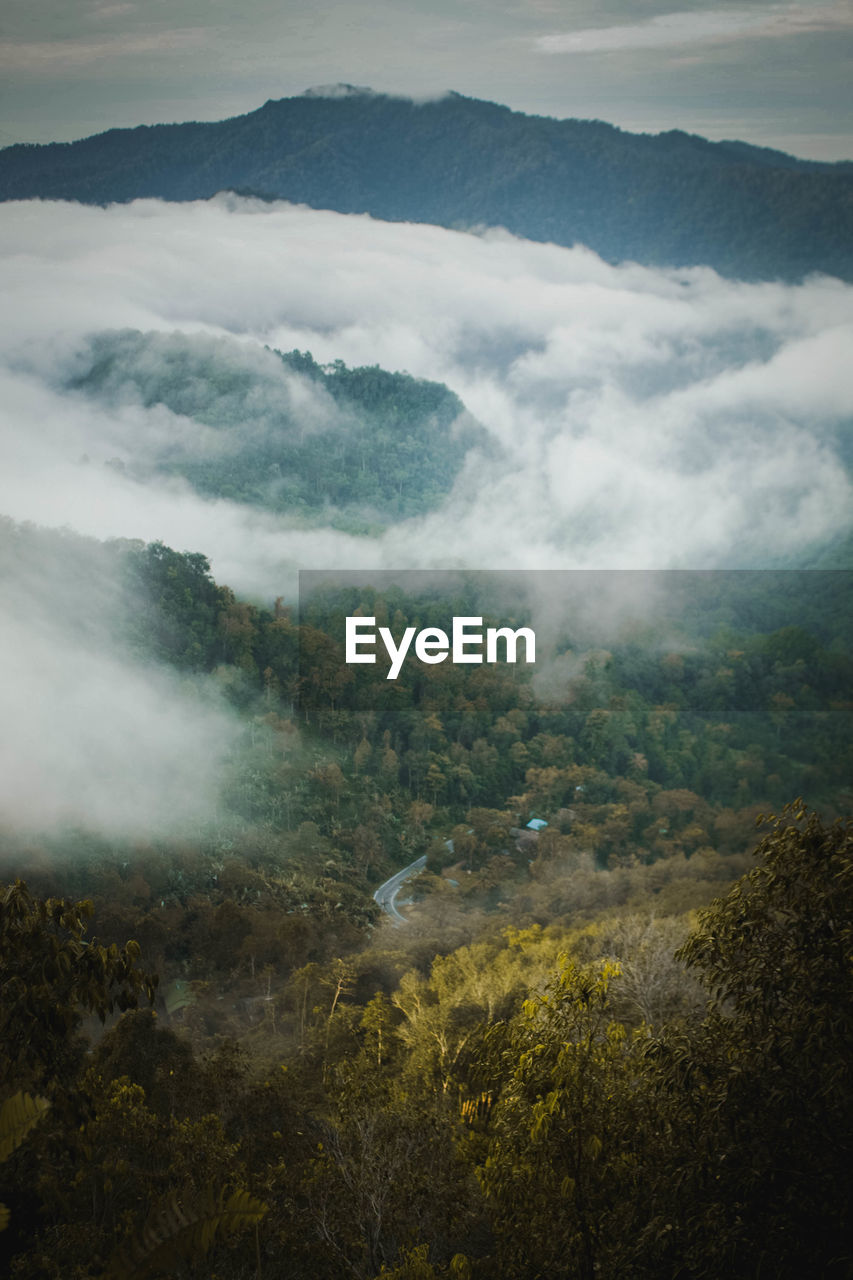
[
  {"x1": 534, "y1": 4, "x2": 853, "y2": 56},
  {"x1": 0, "y1": 521, "x2": 242, "y2": 838},
  {"x1": 0, "y1": 193, "x2": 850, "y2": 837},
  {"x1": 0, "y1": 614, "x2": 237, "y2": 837},
  {"x1": 0, "y1": 28, "x2": 213, "y2": 75},
  {"x1": 0, "y1": 194, "x2": 850, "y2": 594}
]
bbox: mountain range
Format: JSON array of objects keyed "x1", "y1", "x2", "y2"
[{"x1": 2, "y1": 86, "x2": 852, "y2": 283}]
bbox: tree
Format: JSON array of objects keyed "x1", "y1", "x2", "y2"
[
  {"x1": 391, "y1": 943, "x2": 524, "y2": 1096},
  {"x1": 648, "y1": 804, "x2": 853, "y2": 1279},
  {"x1": 306, "y1": 1061, "x2": 478, "y2": 1279},
  {"x1": 478, "y1": 957, "x2": 650, "y2": 1280},
  {"x1": 597, "y1": 913, "x2": 700, "y2": 1027},
  {"x1": 0, "y1": 880, "x2": 157, "y2": 1096}
]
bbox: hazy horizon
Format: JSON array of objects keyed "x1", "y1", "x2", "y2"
[{"x1": 2, "y1": 3, "x2": 852, "y2": 161}]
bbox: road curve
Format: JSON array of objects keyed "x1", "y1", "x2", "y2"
[{"x1": 373, "y1": 854, "x2": 427, "y2": 925}]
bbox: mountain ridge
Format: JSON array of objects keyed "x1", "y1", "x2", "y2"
[{"x1": 2, "y1": 87, "x2": 852, "y2": 282}]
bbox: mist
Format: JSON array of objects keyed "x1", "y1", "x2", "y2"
[
  {"x1": 0, "y1": 194, "x2": 851, "y2": 839},
  {"x1": 0, "y1": 521, "x2": 242, "y2": 840},
  {"x1": 0, "y1": 195, "x2": 850, "y2": 593}
]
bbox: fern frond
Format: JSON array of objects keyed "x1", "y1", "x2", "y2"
[
  {"x1": 0, "y1": 1091, "x2": 50, "y2": 1163},
  {"x1": 103, "y1": 1184, "x2": 268, "y2": 1279}
]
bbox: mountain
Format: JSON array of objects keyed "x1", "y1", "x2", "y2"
[{"x1": 2, "y1": 87, "x2": 852, "y2": 282}]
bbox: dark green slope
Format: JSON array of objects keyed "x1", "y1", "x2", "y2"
[
  {"x1": 2, "y1": 88, "x2": 852, "y2": 282},
  {"x1": 68, "y1": 330, "x2": 485, "y2": 528}
]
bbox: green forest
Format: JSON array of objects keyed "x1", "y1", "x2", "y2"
[{"x1": 1, "y1": 526, "x2": 851, "y2": 1277}]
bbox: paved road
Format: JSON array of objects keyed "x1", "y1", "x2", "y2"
[{"x1": 373, "y1": 854, "x2": 427, "y2": 925}]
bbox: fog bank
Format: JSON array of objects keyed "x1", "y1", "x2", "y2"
[{"x1": 0, "y1": 196, "x2": 849, "y2": 594}]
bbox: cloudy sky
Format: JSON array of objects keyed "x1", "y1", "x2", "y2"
[{"x1": 1, "y1": 0, "x2": 852, "y2": 159}]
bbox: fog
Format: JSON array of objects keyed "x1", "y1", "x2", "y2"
[
  {"x1": 0, "y1": 194, "x2": 850, "y2": 836},
  {"x1": 0, "y1": 521, "x2": 241, "y2": 839},
  {"x1": 2, "y1": 195, "x2": 850, "y2": 591}
]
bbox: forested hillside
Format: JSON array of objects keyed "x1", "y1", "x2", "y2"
[
  {"x1": 3, "y1": 88, "x2": 853, "y2": 282},
  {"x1": 1, "y1": 524, "x2": 851, "y2": 1276},
  {"x1": 67, "y1": 333, "x2": 480, "y2": 528}
]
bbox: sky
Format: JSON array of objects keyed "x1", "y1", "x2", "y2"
[{"x1": 1, "y1": 0, "x2": 853, "y2": 159}]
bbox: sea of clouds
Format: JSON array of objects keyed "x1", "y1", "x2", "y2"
[
  {"x1": 2, "y1": 195, "x2": 851, "y2": 585},
  {"x1": 1, "y1": 194, "x2": 850, "y2": 835}
]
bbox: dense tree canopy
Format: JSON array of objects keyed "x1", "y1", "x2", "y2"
[
  {"x1": 2, "y1": 809, "x2": 851, "y2": 1277},
  {"x1": 1, "y1": 524, "x2": 850, "y2": 1276}
]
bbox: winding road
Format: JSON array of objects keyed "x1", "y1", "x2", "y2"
[{"x1": 373, "y1": 854, "x2": 427, "y2": 925}]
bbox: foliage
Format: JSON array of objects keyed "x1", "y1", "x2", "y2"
[
  {"x1": 0, "y1": 880, "x2": 157, "y2": 1094},
  {"x1": 478, "y1": 958, "x2": 651, "y2": 1279},
  {"x1": 0, "y1": 1094, "x2": 50, "y2": 1167},
  {"x1": 102, "y1": 1184, "x2": 268, "y2": 1280},
  {"x1": 2, "y1": 807, "x2": 853, "y2": 1278},
  {"x1": 0, "y1": 1093, "x2": 50, "y2": 1237},
  {"x1": 121, "y1": 538, "x2": 227, "y2": 670},
  {"x1": 647, "y1": 804, "x2": 853, "y2": 1279},
  {"x1": 1, "y1": 519, "x2": 852, "y2": 1275},
  {"x1": 306, "y1": 1061, "x2": 480, "y2": 1278}
]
